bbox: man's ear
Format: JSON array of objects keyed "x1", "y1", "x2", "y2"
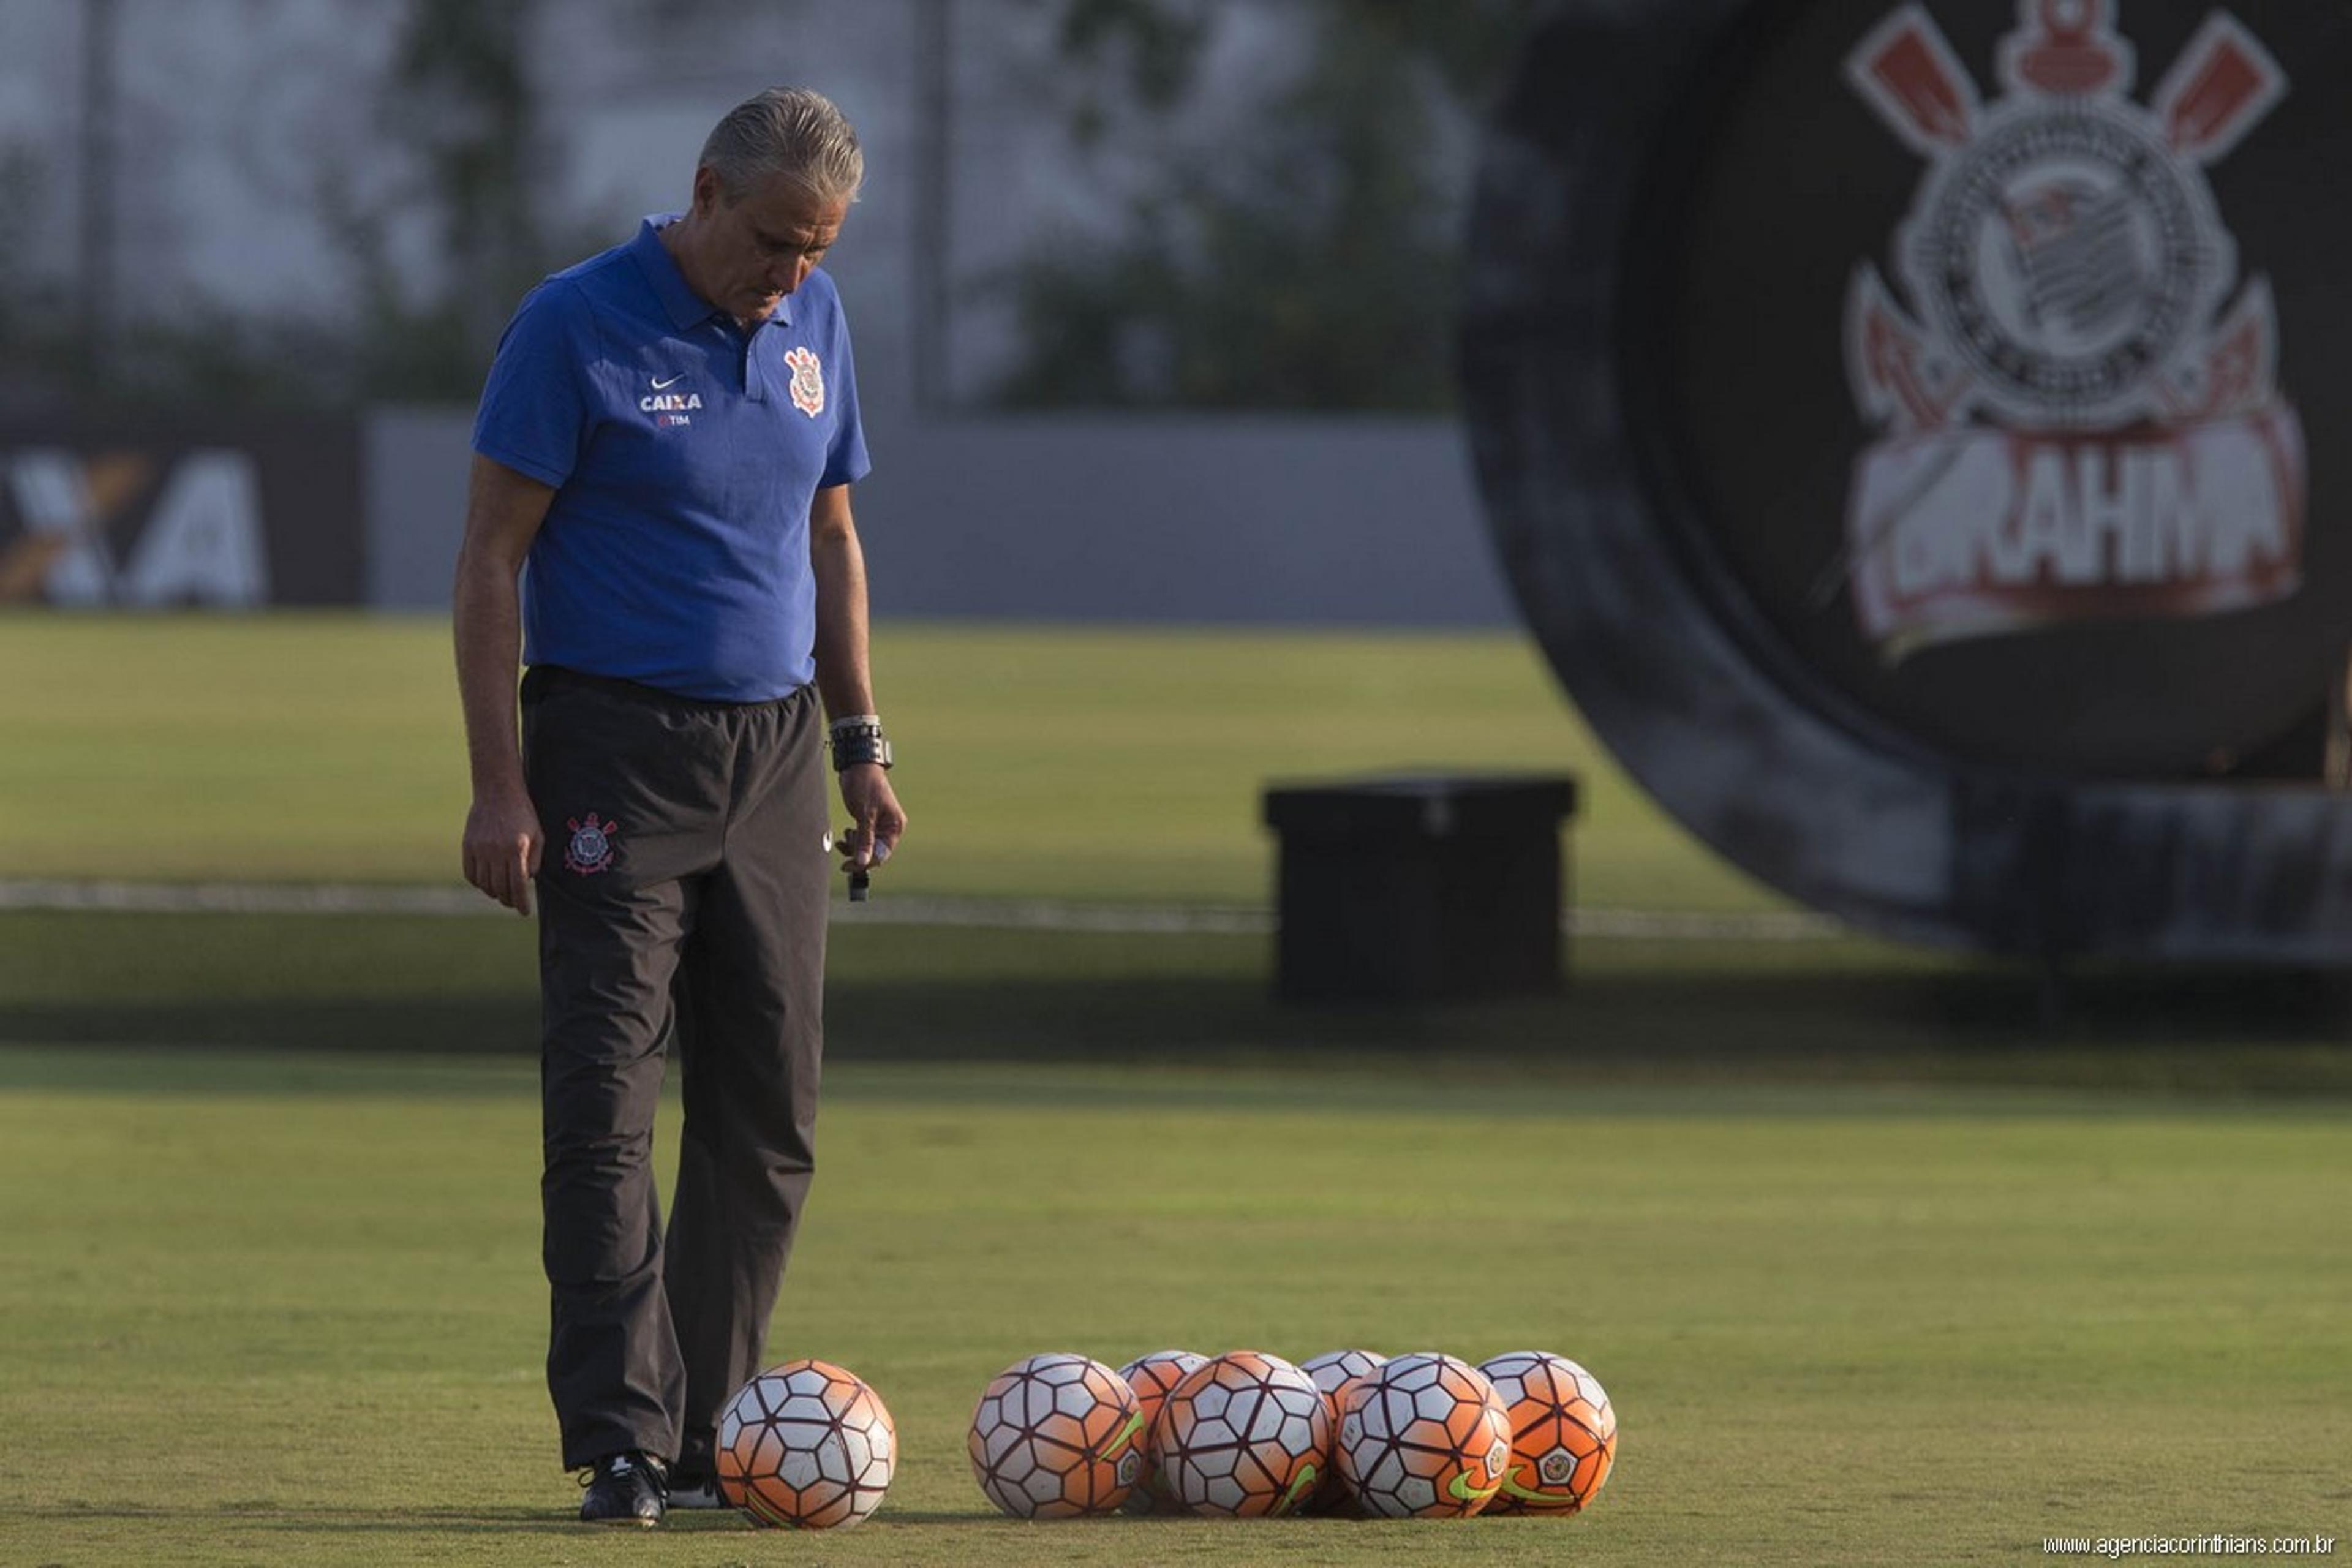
[{"x1": 691, "y1": 165, "x2": 724, "y2": 215}]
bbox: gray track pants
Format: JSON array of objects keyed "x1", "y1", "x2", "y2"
[{"x1": 521, "y1": 665, "x2": 829, "y2": 1472}]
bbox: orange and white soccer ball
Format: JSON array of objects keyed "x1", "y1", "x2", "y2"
[
  {"x1": 1300, "y1": 1348, "x2": 1386, "y2": 1405},
  {"x1": 715, "y1": 1359, "x2": 895, "y2": 1529},
  {"x1": 1153, "y1": 1350, "x2": 1332, "y2": 1517},
  {"x1": 1297, "y1": 1349, "x2": 1385, "y2": 1513},
  {"x1": 1477, "y1": 1351, "x2": 1617, "y2": 1514},
  {"x1": 1334, "y1": 1352, "x2": 1512, "y2": 1519},
  {"x1": 1115, "y1": 1349, "x2": 1207, "y2": 1515},
  {"x1": 968, "y1": 1352, "x2": 1147, "y2": 1518}
]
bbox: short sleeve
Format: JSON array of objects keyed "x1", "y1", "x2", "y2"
[
  {"x1": 472, "y1": 280, "x2": 597, "y2": 489},
  {"x1": 820, "y1": 312, "x2": 872, "y2": 489}
]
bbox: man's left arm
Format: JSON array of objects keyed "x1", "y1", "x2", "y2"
[{"x1": 810, "y1": 482, "x2": 907, "y2": 872}]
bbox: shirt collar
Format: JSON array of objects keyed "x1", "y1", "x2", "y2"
[{"x1": 629, "y1": 214, "x2": 793, "y2": 333}]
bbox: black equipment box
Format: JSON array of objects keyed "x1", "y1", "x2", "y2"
[{"x1": 1261, "y1": 774, "x2": 1579, "y2": 1003}]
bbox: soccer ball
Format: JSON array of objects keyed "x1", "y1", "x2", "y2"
[
  {"x1": 1153, "y1": 1350, "x2": 1331, "y2": 1517},
  {"x1": 1297, "y1": 1349, "x2": 1385, "y2": 1513},
  {"x1": 1333, "y1": 1352, "x2": 1512, "y2": 1520},
  {"x1": 1300, "y1": 1348, "x2": 1386, "y2": 1405},
  {"x1": 1115, "y1": 1349, "x2": 1207, "y2": 1515},
  {"x1": 714, "y1": 1359, "x2": 895, "y2": 1529},
  {"x1": 968, "y1": 1352, "x2": 1148, "y2": 1518},
  {"x1": 1477, "y1": 1351, "x2": 1617, "y2": 1514}
]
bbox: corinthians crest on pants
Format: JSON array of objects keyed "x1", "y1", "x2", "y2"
[
  {"x1": 1840, "y1": 0, "x2": 2304, "y2": 660},
  {"x1": 564, "y1": 813, "x2": 617, "y2": 875}
]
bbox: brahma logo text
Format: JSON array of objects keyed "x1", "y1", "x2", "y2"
[{"x1": 1840, "y1": 0, "x2": 2301, "y2": 660}]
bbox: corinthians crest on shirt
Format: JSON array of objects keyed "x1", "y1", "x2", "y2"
[
  {"x1": 783, "y1": 346, "x2": 825, "y2": 417},
  {"x1": 1839, "y1": 0, "x2": 2303, "y2": 660}
]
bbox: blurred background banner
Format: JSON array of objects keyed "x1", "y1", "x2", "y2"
[{"x1": 0, "y1": 417, "x2": 363, "y2": 606}]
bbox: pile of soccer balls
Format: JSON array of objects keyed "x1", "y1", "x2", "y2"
[
  {"x1": 970, "y1": 1348, "x2": 1615, "y2": 1521},
  {"x1": 709, "y1": 1346, "x2": 1615, "y2": 1529}
]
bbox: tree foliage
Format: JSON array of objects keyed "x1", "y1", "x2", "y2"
[
  {"x1": 330, "y1": 0, "x2": 557, "y2": 400},
  {"x1": 991, "y1": 0, "x2": 1536, "y2": 412},
  {"x1": 0, "y1": 139, "x2": 72, "y2": 415},
  {"x1": 1, "y1": 0, "x2": 668, "y2": 411}
]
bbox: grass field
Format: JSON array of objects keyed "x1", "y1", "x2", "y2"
[
  {"x1": 4, "y1": 1046, "x2": 2347, "y2": 1567},
  {"x1": 4, "y1": 613, "x2": 2350, "y2": 1563},
  {"x1": 0, "y1": 611, "x2": 1774, "y2": 909}
]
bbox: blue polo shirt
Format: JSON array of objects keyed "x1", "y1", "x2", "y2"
[{"x1": 472, "y1": 216, "x2": 870, "y2": 701}]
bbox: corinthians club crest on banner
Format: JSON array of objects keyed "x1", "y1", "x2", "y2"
[{"x1": 1840, "y1": 0, "x2": 2304, "y2": 660}]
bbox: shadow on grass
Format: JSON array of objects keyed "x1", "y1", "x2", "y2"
[
  {"x1": 22, "y1": 1505, "x2": 577, "y2": 1536},
  {"x1": 0, "y1": 998, "x2": 543, "y2": 1055},
  {"x1": 115, "y1": 1504, "x2": 1401, "y2": 1533},
  {"x1": 5, "y1": 907, "x2": 2349, "y2": 1091},
  {"x1": 14, "y1": 1501, "x2": 767, "y2": 1537},
  {"x1": 848, "y1": 963, "x2": 2352, "y2": 1095},
  {"x1": 6, "y1": 964, "x2": 2349, "y2": 1094}
]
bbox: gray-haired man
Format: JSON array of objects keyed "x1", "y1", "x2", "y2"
[{"x1": 453, "y1": 88, "x2": 906, "y2": 1526}]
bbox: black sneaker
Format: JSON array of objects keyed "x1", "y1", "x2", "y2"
[{"x1": 578, "y1": 1450, "x2": 668, "y2": 1526}]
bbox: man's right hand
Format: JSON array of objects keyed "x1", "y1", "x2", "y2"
[
  {"x1": 453, "y1": 456, "x2": 558, "y2": 921},
  {"x1": 462, "y1": 786, "x2": 543, "y2": 917}
]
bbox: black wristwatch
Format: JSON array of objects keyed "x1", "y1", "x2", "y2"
[{"x1": 829, "y1": 715, "x2": 892, "y2": 771}]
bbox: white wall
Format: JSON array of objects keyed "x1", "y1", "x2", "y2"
[{"x1": 366, "y1": 404, "x2": 1517, "y2": 626}]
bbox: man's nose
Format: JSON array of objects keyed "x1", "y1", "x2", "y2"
[{"x1": 769, "y1": 256, "x2": 814, "y2": 295}]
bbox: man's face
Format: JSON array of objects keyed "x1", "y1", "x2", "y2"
[{"x1": 692, "y1": 167, "x2": 848, "y2": 323}]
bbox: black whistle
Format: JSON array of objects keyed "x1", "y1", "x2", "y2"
[{"x1": 848, "y1": 869, "x2": 870, "y2": 903}]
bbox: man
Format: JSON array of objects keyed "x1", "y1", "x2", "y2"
[{"x1": 452, "y1": 87, "x2": 906, "y2": 1527}]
